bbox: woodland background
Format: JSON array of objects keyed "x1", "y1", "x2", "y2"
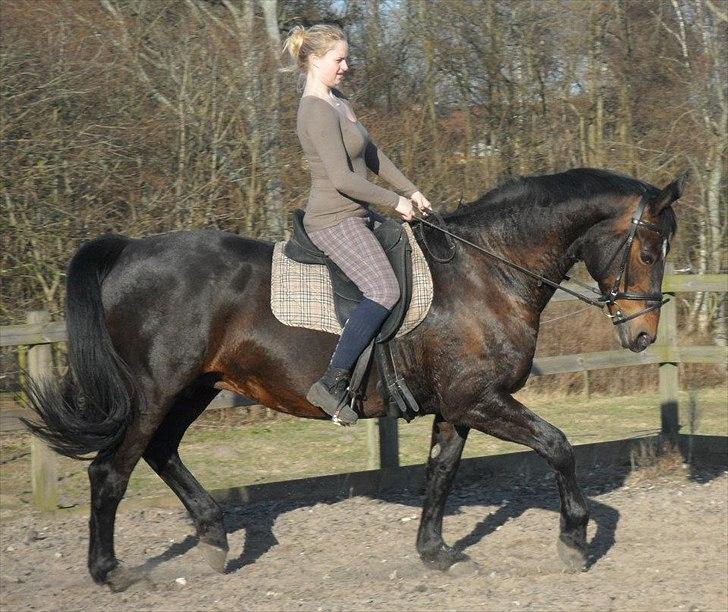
[{"x1": 1, "y1": 0, "x2": 726, "y2": 395}]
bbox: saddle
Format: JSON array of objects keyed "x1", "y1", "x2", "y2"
[{"x1": 284, "y1": 209, "x2": 421, "y2": 420}]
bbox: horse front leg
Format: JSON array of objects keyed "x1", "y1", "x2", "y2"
[
  {"x1": 455, "y1": 393, "x2": 589, "y2": 571},
  {"x1": 417, "y1": 414, "x2": 470, "y2": 570}
]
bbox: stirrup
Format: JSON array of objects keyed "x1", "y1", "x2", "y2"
[{"x1": 331, "y1": 395, "x2": 357, "y2": 426}]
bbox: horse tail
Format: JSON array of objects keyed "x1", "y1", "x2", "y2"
[{"x1": 22, "y1": 234, "x2": 141, "y2": 460}]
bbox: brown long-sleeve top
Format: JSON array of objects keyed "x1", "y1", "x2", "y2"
[{"x1": 296, "y1": 90, "x2": 419, "y2": 232}]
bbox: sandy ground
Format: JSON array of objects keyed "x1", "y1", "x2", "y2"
[{"x1": 1, "y1": 464, "x2": 726, "y2": 611}]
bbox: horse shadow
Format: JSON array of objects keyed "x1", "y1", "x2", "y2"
[
  {"x1": 221, "y1": 464, "x2": 625, "y2": 573},
  {"x1": 136, "y1": 459, "x2": 724, "y2": 576}
]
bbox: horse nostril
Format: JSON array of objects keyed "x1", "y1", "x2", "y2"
[{"x1": 635, "y1": 332, "x2": 652, "y2": 351}]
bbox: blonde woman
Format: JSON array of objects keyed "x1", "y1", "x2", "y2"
[{"x1": 283, "y1": 24, "x2": 432, "y2": 425}]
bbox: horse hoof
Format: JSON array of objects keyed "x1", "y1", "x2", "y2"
[
  {"x1": 199, "y1": 541, "x2": 228, "y2": 574},
  {"x1": 447, "y1": 558, "x2": 480, "y2": 577},
  {"x1": 421, "y1": 546, "x2": 470, "y2": 572},
  {"x1": 106, "y1": 563, "x2": 145, "y2": 592},
  {"x1": 557, "y1": 539, "x2": 587, "y2": 573}
]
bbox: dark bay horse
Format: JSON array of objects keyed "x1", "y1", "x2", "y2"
[{"x1": 25, "y1": 168, "x2": 683, "y2": 589}]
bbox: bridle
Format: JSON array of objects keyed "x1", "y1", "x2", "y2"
[
  {"x1": 412, "y1": 195, "x2": 670, "y2": 326},
  {"x1": 599, "y1": 196, "x2": 669, "y2": 324}
]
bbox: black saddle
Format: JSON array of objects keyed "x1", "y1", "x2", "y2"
[
  {"x1": 285, "y1": 209, "x2": 412, "y2": 342},
  {"x1": 283, "y1": 209, "x2": 421, "y2": 420}
]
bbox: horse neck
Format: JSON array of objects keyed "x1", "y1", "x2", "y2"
[{"x1": 456, "y1": 195, "x2": 621, "y2": 310}]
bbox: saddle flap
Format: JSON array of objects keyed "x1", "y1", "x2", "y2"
[{"x1": 372, "y1": 215, "x2": 407, "y2": 252}]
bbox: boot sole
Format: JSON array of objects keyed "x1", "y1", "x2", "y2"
[{"x1": 306, "y1": 383, "x2": 358, "y2": 424}]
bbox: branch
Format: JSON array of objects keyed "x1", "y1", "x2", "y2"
[{"x1": 705, "y1": 0, "x2": 728, "y2": 23}]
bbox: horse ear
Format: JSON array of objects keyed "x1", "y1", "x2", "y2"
[{"x1": 651, "y1": 171, "x2": 688, "y2": 214}]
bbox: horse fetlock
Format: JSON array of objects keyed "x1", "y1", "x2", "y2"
[
  {"x1": 198, "y1": 522, "x2": 228, "y2": 549},
  {"x1": 560, "y1": 512, "x2": 589, "y2": 538},
  {"x1": 198, "y1": 506, "x2": 225, "y2": 526}
]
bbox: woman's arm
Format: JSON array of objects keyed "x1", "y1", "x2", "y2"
[
  {"x1": 303, "y1": 102, "x2": 401, "y2": 208},
  {"x1": 364, "y1": 139, "x2": 419, "y2": 198}
]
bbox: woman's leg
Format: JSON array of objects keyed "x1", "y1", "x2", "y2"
[
  {"x1": 306, "y1": 216, "x2": 400, "y2": 422},
  {"x1": 308, "y1": 216, "x2": 400, "y2": 309}
]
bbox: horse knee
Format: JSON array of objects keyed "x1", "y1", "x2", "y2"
[{"x1": 144, "y1": 446, "x2": 175, "y2": 472}]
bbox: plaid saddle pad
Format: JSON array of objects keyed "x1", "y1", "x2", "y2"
[{"x1": 271, "y1": 223, "x2": 433, "y2": 337}]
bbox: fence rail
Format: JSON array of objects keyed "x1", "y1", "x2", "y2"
[
  {"x1": 3, "y1": 275, "x2": 726, "y2": 348},
  {"x1": 1, "y1": 273, "x2": 726, "y2": 510}
]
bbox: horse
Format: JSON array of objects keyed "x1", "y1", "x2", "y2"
[{"x1": 24, "y1": 167, "x2": 684, "y2": 590}]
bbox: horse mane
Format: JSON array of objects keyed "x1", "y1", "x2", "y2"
[{"x1": 446, "y1": 167, "x2": 677, "y2": 237}]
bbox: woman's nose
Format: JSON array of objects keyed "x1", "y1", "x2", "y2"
[{"x1": 341, "y1": 61, "x2": 348, "y2": 72}]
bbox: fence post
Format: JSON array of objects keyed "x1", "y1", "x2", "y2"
[
  {"x1": 366, "y1": 419, "x2": 379, "y2": 470},
  {"x1": 378, "y1": 417, "x2": 399, "y2": 468},
  {"x1": 658, "y1": 267, "x2": 679, "y2": 439},
  {"x1": 367, "y1": 418, "x2": 400, "y2": 470},
  {"x1": 27, "y1": 310, "x2": 59, "y2": 511}
]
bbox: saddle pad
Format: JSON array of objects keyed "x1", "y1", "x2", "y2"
[{"x1": 271, "y1": 223, "x2": 433, "y2": 338}]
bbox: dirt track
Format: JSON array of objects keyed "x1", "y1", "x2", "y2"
[{"x1": 1, "y1": 464, "x2": 726, "y2": 611}]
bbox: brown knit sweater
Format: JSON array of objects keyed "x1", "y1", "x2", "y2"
[{"x1": 296, "y1": 91, "x2": 419, "y2": 232}]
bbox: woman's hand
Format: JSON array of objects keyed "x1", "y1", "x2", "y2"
[
  {"x1": 395, "y1": 196, "x2": 415, "y2": 221},
  {"x1": 410, "y1": 191, "x2": 432, "y2": 216}
]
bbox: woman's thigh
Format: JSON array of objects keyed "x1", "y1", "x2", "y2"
[{"x1": 307, "y1": 216, "x2": 400, "y2": 308}]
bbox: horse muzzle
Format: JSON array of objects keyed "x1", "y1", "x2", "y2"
[{"x1": 617, "y1": 325, "x2": 655, "y2": 352}]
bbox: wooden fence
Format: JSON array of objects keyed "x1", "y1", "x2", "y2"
[{"x1": 1, "y1": 273, "x2": 725, "y2": 510}]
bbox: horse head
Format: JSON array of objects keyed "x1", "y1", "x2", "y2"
[{"x1": 580, "y1": 173, "x2": 686, "y2": 352}]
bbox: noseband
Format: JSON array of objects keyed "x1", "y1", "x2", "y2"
[{"x1": 413, "y1": 195, "x2": 669, "y2": 326}]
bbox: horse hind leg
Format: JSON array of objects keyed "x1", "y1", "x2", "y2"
[
  {"x1": 416, "y1": 415, "x2": 473, "y2": 571},
  {"x1": 87, "y1": 398, "x2": 170, "y2": 589},
  {"x1": 143, "y1": 385, "x2": 228, "y2": 574},
  {"x1": 87, "y1": 455, "x2": 130, "y2": 586},
  {"x1": 456, "y1": 394, "x2": 590, "y2": 572}
]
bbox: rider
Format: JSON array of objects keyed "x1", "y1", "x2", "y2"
[{"x1": 283, "y1": 24, "x2": 432, "y2": 425}]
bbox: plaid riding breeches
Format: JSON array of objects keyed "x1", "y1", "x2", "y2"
[{"x1": 306, "y1": 216, "x2": 400, "y2": 309}]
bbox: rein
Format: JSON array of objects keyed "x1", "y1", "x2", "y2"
[{"x1": 412, "y1": 197, "x2": 669, "y2": 326}]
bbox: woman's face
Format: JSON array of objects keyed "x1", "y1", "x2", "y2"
[{"x1": 310, "y1": 40, "x2": 349, "y2": 88}]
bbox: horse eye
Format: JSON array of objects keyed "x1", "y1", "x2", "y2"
[{"x1": 639, "y1": 250, "x2": 656, "y2": 265}]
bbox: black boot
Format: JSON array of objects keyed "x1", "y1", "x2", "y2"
[{"x1": 306, "y1": 364, "x2": 358, "y2": 425}]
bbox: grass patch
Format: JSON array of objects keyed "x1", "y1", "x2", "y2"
[{"x1": 0, "y1": 388, "x2": 725, "y2": 515}]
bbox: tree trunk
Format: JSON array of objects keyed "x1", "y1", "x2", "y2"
[{"x1": 258, "y1": 0, "x2": 285, "y2": 240}]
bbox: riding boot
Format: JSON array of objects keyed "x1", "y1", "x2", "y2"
[
  {"x1": 306, "y1": 364, "x2": 358, "y2": 425},
  {"x1": 308, "y1": 298, "x2": 390, "y2": 425}
]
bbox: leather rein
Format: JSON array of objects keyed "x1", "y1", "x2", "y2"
[{"x1": 412, "y1": 196, "x2": 669, "y2": 326}]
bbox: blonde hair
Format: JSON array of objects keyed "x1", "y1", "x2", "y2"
[{"x1": 282, "y1": 24, "x2": 346, "y2": 73}]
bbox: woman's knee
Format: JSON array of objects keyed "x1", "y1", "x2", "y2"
[{"x1": 366, "y1": 277, "x2": 400, "y2": 310}]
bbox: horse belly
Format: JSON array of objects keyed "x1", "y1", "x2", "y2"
[{"x1": 214, "y1": 377, "x2": 325, "y2": 418}]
